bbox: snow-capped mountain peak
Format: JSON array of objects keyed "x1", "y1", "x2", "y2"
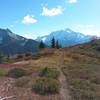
[
  {"x1": 65, "y1": 28, "x2": 73, "y2": 33},
  {"x1": 36, "y1": 28, "x2": 94, "y2": 47}
]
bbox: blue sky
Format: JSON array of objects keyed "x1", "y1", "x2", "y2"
[{"x1": 0, "y1": 0, "x2": 100, "y2": 39}]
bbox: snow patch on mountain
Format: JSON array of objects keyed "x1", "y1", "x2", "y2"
[{"x1": 36, "y1": 28, "x2": 94, "y2": 47}]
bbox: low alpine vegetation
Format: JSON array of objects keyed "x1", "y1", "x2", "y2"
[
  {"x1": 39, "y1": 67, "x2": 59, "y2": 79},
  {"x1": 7, "y1": 68, "x2": 27, "y2": 78},
  {"x1": 0, "y1": 68, "x2": 7, "y2": 76},
  {"x1": 15, "y1": 77, "x2": 30, "y2": 87},
  {"x1": 32, "y1": 77, "x2": 59, "y2": 95}
]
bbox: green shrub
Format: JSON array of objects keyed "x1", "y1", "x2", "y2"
[
  {"x1": 15, "y1": 77, "x2": 30, "y2": 87},
  {"x1": 39, "y1": 67, "x2": 59, "y2": 79},
  {"x1": 32, "y1": 77, "x2": 59, "y2": 95},
  {"x1": 25, "y1": 52, "x2": 33, "y2": 57},
  {"x1": 0, "y1": 68, "x2": 6, "y2": 76},
  {"x1": 32, "y1": 54, "x2": 41, "y2": 60},
  {"x1": 7, "y1": 68, "x2": 27, "y2": 78},
  {"x1": 90, "y1": 75, "x2": 100, "y2": 84},
  {"x1": 95, "y1": 46, "x2": 100, "y2": 51},
  {"x1": 17, "y1": 54, "x2": 24, "y2": 60},
  {"x1": 71, "y1": 89, "x2": 99, "y2": 100},
  {"x1": 0, "y1": 53, "x2": 5, "y2": 64},
  {"x1": 90, "y1": 40, "x2": 98, "y2": 46},
  {"x1": 70, "y1": 79, "x2": 95, "y2": 91}
]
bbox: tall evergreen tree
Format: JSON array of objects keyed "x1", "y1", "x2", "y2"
[
  {"x1": 0, "y1": 52, "x2": 4, "y2": 64},
  {"x1": 39, "y1": 40, "x2": 45, "y2": 49},
  {"x1": 51, "y1": 37, "x2": 55, "y2": 48},
  {"x1": 56, "y1": 40, "x2": 61, "y2": 49}
]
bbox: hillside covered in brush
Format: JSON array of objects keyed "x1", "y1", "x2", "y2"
[{"x1": 0, "y1": 39, "x2": 100, "y2": 100}]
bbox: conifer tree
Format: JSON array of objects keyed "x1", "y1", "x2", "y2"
[
  {"x1": 39, "y1": 40, "x2": 45, "y2": 49},
  {"x1": 51, "y1": 37, "x2": 55, "y2": 48},
  {"x1": 56, "y1": 40, "x2": 60, "y2": 49},
  {"x1": 56, "y1": 40, "x2": 62, "y2": 49},
  {"x1": 0, "y1": 52, "x2": 4, "y2": 64}
]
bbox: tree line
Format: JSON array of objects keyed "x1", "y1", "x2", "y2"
[{"x1": 39, "y1": 37, "x2": 61, "y2": 49}]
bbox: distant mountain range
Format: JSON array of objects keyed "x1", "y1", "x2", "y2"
[
  {"x1": 0, "y1": 28, "x2": 39, "y2": 54},
  {"x1": 36, "y1": 28, "x2": 95, "y2": 47},
  {"x1": 0, "y1": 28, "x2": 96, "y2": 55}
]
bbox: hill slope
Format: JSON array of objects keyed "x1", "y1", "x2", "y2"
[
  {"x1": 0, "y1": 28, "x2": 39, "y2": 54},
  {"x1": 0, "y1": 39, "x2": 100, "y2": 100}
]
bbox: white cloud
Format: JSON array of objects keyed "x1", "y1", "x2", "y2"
[
  {"x1": 77, "y1": 24, "x2": 94, "y2": 28},
  {"x1": 77, "y1": 29, "x2": 100, "y2": 37},
  {"x1": 24, "y1": 32, "x2": 37, "y2": 39},
  {"x1": 22, "y1": 15, "x2": 37, "y2": 25},
  {"x1": 76, "y1": 24, "x2": 97, "y2": 36},
  {"x1": 79, "y1": 30, "x2": 94, "y2": 36},
  {"x1": 41, "y1": 6, "x2": 64, "y2": 16},
  {"x1": 67, "y1": 0, "x2": 77, "y2": 3}
]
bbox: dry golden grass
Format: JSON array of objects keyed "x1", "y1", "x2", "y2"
[{"x1": 0, "y1": 40, "x2": 100, "y2": 100}]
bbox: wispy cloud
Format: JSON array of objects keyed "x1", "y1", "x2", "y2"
[
  {"x1": 41, "y1": 6, "x2": 64, "y2": 16},
  {"x1": 77, "y1": 24, "x2": 94, "y2": 28},
  {"x1": 22, "y1": 15, "x2": 37, "y2": 25},
  {"x1": 24, "y1": 33, "x2": 34, "y2": 39},
  {"x1": 76, "y1": 24, "x2": 95, "y2": 36},
  {"x1": 67, "y1": 0, "x2": 77, "y2": 4}
]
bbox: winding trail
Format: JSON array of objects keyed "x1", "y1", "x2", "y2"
[{"x1": 57, "y1": 50, "x2": 71, "y2": 100}]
